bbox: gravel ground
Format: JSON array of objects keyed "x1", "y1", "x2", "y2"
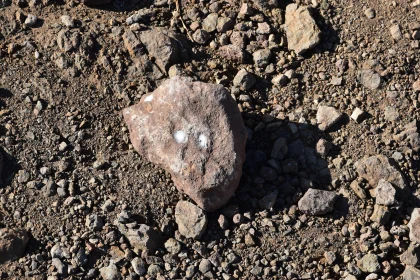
[{"x1": 1, "y1": 0, "x2": 420, "y2": 279}]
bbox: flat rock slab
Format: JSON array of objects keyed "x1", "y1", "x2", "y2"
[
  {"x1": 354, "y1": 155, "x2": 408, "y2": 201},
  {"x1": 123, "y1": 76, "x2": 247, "y2": 211},
  {"x1": 284, "y1": 4, "x2": 321, "y2": 54},
  {"x1": 298, "y1": 188, "x2": 338, "y2": 215}
]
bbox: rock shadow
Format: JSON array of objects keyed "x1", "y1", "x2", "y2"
[
  {"x1": 0, "y1": 147, "x2": 20, "y2": 188},
  {"x1": 84, "y1": 0, "x2": 154, "y2": 12},
  {"x1": 303, "y1": 5, "x2": 341, "y2": 57},
  {"x1": 202, "y1": 115, "x2": 344, "y2": 243}
]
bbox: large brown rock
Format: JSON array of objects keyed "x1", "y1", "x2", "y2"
[
  {"x1": 354, "y1": 155, "x2": 409, "y2": 201},
  {"x1": 123, "y1": 76, "x2": 247, "y2": 211},
  {"x1": 0, "y1": 228, "x2": 29, "y2": 263},
  {"x1": 284, "y1": 4, "x2": 321, "y2": 54}
]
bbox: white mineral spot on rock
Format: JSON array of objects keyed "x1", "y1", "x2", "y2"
[
  {"x1": 174, "y1": 130, "x2": 187, "y2": 144},
  {"x1": 144, "y1": 94, "x2": 154, "y2": 102},
  {"x1": 198, "y1": 134, "x2": 208, "y2": 148}
]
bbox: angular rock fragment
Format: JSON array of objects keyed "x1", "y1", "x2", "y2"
[
  {"x1": 123, "y1": 77, "x2": 247, "y2": 211},
  {"x1": 351, "y1": 108, "x2": 365, "y2": 123},
  {"x1": 316, "y1": 105, "x2": 342, "y2": 131},
  {"x1": 354, "y1": 155, "x2": 408, "y2": 201},
  {"x1": 193, "y1": 29, "x2": 210, "y2": 45},
  {"x1": 233, "y1": 69, "x2": 256, "y2": 91},
  {"x1": 400, "y1": 244, "x2": 420, "y2": 266},
  {"x1": 375, "y1": 179, "x2": 396, "y2": 206},
  {"x1": 202, "y1": 13, "x2": 218, "y2": 33},
  {"x1": 357, "y1": 253, "x2": 380, "y2": 273},
  {"x1": 394, "y1": 120, "x2": 420, "y2": 151},
  {"x1": 409, "y1": 208, "x2": 420, "y2": 243},
  {"x1": 350, "y1": 180, "x2": 367, "y2": 200},
  {"x1": 284, "y1": 4, "x2": 321, "y2": 54},
  {"x1": 298, "y1": 188, "x2": 338, "y2": 215},
  {"x1": 118, "y1": 223, "x2": 163, "y2": 253},
  {"x1": 139, "y1": 28, "x2": 188, "y2": 73},
  {"x1": 175, "y1": 201, "x2": 207, "y2": 239},
  {"x1": 370, "y1": 204, "x2": 390, "y2": 225},
  {"x1": 100, "y1": 263, "x2": 121, "y2": 280},
  {"x1": 24, "y1": 14, "x2": 37, "y2": 27},
  {"x1": 122, "y1": 30, "x2": 143, "y2": 60},
  {"x1": 390, "y1": 24, "x2": 403, "y2": 41},
  {"x1": 358, "y1": 69, "x2": 381, "y2": 90},
  {"x1": 0, "y1": 228, "x2": 29, "y2": 264},
  {"x1": 403, "y1": 266, "x2": 420, "y2": 280},
  {"x1": 218, "y1": 44, "x2": 245, "y2": 64}
]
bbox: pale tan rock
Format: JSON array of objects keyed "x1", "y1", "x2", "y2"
[{"x1": 284, "y1": 4, "x2": 321, "y2": 54}]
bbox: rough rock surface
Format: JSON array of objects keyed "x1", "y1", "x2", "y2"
[
  {"x1": 375, "y1": 179, "x2": 396, "y2": 206},
  {"x1": 123, "y1": 76, "x2": 247, "y2": 211},
  {"x1": 100, "y1": 263, "x2": 121, "y2": 280},
  {"x1": 175, "y1": 201, "x2": 207, "y2": 239},
  {"x1": 357, "y1": 253, "x2": 381, "y2": 273},
  {"x1": 139, "y1": 28, "x2": 188, "y2": 73},
  {"x1": 118, "y1": 223, "x2": 162, "y2": 253},
  {"x1": 403, "y1": 266, "x2": 420, "y2": 280},
  {"x1": 358, "y1": 69, "x2": 381, "y2": 89},
  {"x1": 354, "y1": 155, "x2": 408, "y2": 201},
  {"x1": 284, "y1": 4, "x2": 321, "y2": 54},
  {"x1": 233, "y1": 69, "x2": 256, "y2": 91},
  {"x1": 298, "y1": 188, "x2": 338, "y2": 215},
  {"x1": 409, "y1": 208, "x2": 420, "y2": 243},
  {"x1": 316, "y1": 105, "x2": 342, "y2": 131},
  {"x1": 0, "y1": 228, "x2": 29, "y2": 264}
]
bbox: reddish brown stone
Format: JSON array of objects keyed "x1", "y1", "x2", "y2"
[{"x1": 123, "y1": 77, "x2": 247, "y2": 211}]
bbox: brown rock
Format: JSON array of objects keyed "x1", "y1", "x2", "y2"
[
  {"x1": 409, "y1": 208, "x2": 420, "y2": 243},
  {"x1": 117, "y1": 223, "x2": 162, "y2": 253},
  {"x1": 0, "y1": 228, "x2": 29, "y2": 264},
  {"x1": 284, "y1": 4, "x2": 321, "y2": 54},
  {"x1": 370, "y1": 204, "x2": 390, "y2": 225},
  {"x1": 139, "y1": 29, "x2": 188, "y2": 73},
  {"x1": 122, "y1": 30, "x2": 143, "y2": 60},
  {"x1": 175, "y1": 201, "x2": 207, "y2": 239},
  {"x1": 354, "y1": 155, "x2": 408, "y2": 201},
  {"x1": 123, "y1": 77, "x2": 247, "y2": 211},
  {"x1": 403, "y1": 266, "x2": 420, "y2": 280},
  {"x1": 413, "y1": 80, "x2": 420, "y2": 91},
  {"x1": 316, "y1": 105, "x2": 342, "y2": 131},
  {"x1": 218, "y1": 44, "x2": 245, "y2": 64}
]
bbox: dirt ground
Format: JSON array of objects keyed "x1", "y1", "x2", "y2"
[{"x1": 1, "y1": 0, "x2": 420, "y2": 279}]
